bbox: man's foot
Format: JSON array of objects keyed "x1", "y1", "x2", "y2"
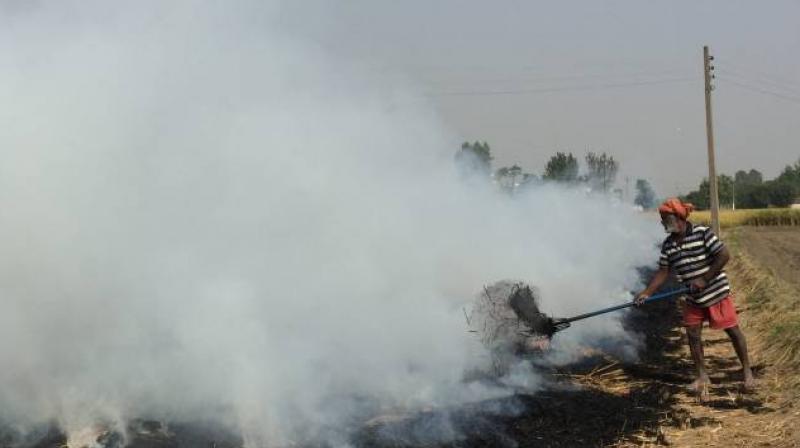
[
  {"x1": 742, "y1": 369, "x2": 757, "y2": 392},
  {"x1": 689, "y1": 376, "x2": 711, "y2": 402}
]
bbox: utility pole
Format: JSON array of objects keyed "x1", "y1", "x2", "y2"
[{"x1": 703, "y1": 45, "x2": 721, "y2": 235}]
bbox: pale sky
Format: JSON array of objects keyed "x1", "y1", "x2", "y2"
[{"x1": 275, "y1": 0, "x2": 800, "y2": 197}]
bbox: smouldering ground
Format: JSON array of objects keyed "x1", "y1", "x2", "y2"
[
  {"x1": 421, "y1": 225, "x2": 800, "y2": 447},
  {"x1": 6, "y1": 227, "x2": 799, "y2": 448}
]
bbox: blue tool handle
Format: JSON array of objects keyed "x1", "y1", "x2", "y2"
[{"x1": 560, "y1": 287, "x2": 690, "y2": 324}]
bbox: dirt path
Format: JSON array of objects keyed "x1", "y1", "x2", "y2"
[
  {"x1": 641, "y1": 328, "x2": 787, "y2": 447},
  {"x1": 618, "y1": 226, "x2": 800, "y2": 447},
  {"x1": 602, "y1": 227, "x2": 800, "y2": 447}
]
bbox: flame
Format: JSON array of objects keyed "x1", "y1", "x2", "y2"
[{"x1": 65, "y1": 425, "x2": 108, "y2": 448}]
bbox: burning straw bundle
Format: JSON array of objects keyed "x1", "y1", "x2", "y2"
[{"x1": 466, "y1": 281, "x2": 551, "y2": 372}]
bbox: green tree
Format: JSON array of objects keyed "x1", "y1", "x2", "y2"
[
  {"x1": 542, "y1": 152, "x2": 579, "y2": 183},
  {"x1": 495, "y1": 164, "x2": 537, "y2": 194},
  {"x1": 741, "y1": 183, "x2": 771, "y2": 208},
  {"x1": 718, "y1": 174, "x2": 734, "y2": 208},
  {"x1": 733, "y1": 169, "x2": 763, "y2": 209},
  {"x1": 682, "y1": 179, "x2": 710, "y2": 210},
  {"x1": 585, "y1": 152, "x2": 618, "y2": 192},
  {"x1": 684, "y1": 175, "x2": 745, "y2": 209},
  {"x1": 634, "y1": 179, "x2": 656, "y2": 209},
  {"x1": 494, "y1": 164, "x2": 519, "y2": 191},
  {"x1": 767, "y1": 180, "x2": 796, "y2": 207},
  {"x1": 775, "y1": 158, "x2": 800, "y2": 200},
  {"x1": 777, "y1": 158, "x2": 800, "y2": 182},
  {"x1": 455, "y1": 141, "x2": 493, "y2": 179},
  {"x1": 683, "y1": 169, "x2": 796, "y2": 210},
  {"x1": 734, "y1": 169, "x2": 763, "y2": 186}
]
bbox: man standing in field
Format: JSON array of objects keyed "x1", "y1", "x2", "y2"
[{"x1": 636, "y1": 198, "x2": 755, "y2": 399}]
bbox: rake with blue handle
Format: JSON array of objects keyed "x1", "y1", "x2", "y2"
[{"x1": 535, "y1": 287, "x2": 691, "y2": 337}]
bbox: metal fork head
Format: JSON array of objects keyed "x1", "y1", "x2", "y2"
[{"x1": 551, "y1": 319, "x2": 571, "y2": 335}]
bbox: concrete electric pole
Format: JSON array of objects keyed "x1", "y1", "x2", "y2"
[{"x1": 703, "y1": 45, "x2": 721, "y2": 235}]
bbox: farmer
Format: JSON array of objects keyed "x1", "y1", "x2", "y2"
[{"x1": 635, "y1": 198, "x2": 755, "y2": 399}]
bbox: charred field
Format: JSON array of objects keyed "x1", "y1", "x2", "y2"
[
  {"x1": 6, "y1": 227, "x2": 800, "y2": 448},
  {"x1": 1, "y1": 296, "x2": 683, "y2": 448}
]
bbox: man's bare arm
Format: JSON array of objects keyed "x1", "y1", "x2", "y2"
[{"x1": 691, "y1": 246, "x2": 730, "y2": 290}]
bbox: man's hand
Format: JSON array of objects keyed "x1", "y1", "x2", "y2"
[
  {"x1": 634, "y1": 292, "x2": 649, "y2": 306},
  {"x1": 690, "y1": 277, "x2": 707, "y2": 293}
]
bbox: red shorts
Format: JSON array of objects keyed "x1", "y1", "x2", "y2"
[{"x1": 682, "y1": 295, "x2": 739, "y2": 330}]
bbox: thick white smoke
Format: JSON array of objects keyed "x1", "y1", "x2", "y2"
[{"x1": 0, "y1": 1, "x2": 662, "y2": 445}]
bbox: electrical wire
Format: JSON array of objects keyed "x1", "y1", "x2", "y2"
[
  {"x1": 716, "y1": 69, "x2": 800, "y2": 97},
  {"x1": 715, "y1": 76, "x2": 800, "y2": 105},
  {"x1": 419, "y1": 68, "x2": 693, "y2": 86},
  {"x1": 425, "y1": 76, "x2": 696, "y2": 98},
  {"x1": 720, "y1": 63, "x2": 800, "y2": 92}
]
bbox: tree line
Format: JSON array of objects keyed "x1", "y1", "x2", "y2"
[
  {"x1": 455, "y1": 140, "x2": 799, "y2": 210},
  {"x1": 682, "y1": 160, "x2": 800, "y2": 209},
  {"x1": 455, "y1": 141, "x2": 659, "y2": 208}
]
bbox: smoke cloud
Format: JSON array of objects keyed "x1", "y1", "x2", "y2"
[{"x1": 0, "y1": 1, "x2": 662, "y2": 445}]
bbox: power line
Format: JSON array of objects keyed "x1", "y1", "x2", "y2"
[
  {"x1": 721, "y1": 62, "x2": 800, "y2": 91},
  {"x1": 425, "y1": 77, "x2": 696, "y2": 98},
  {"x1": 370, "y1": 58, "x2": 692, "y2": 76},
  {"x1": 419, "y1": 69, "x2": 693, "y2": 86},
  {"x1": 715, "y1": 76, "x2": 800, "y2": 105},
  {"x1": 716, "y1": 68, "x2": 800, "y2": 97}
]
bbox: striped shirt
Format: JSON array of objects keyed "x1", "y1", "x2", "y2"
[{"x1": 659, "y1": 222, "x2": 730, "y2": 307}]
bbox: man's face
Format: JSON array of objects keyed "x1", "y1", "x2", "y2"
[{"x1": 660, "y1": 213, "x2": 682, "y2": 234}]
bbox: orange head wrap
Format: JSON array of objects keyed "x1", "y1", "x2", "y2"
[{"x1": 658, "y1": 198, "x2": 694, "y2": 220}]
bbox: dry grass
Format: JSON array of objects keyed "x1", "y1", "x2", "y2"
[
  {"x1": 691, "y1": 208, "x2": 800, "y2": 228},
  {"x1": 715, "y1": 238, "x2": 800, "y2": 445},
  {"x1": 726, "y1": 228, "x2": 800, "y2": 380},
  {"x1": 632, "y1": 227, "x2": 800, "y2": 447}
]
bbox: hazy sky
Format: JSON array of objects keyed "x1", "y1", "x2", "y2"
[{"x1": 275, "y1": 0, "x2": 800, "y2": 196}]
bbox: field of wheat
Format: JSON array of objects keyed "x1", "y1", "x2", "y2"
[{"x1": 690, "y1": 208, "x2": 800, "y2": 227}]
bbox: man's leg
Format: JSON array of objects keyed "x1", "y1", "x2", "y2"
[
  {"x1": 686, "y1": 325, "x2": 710, "y2": 399},
  {"x1": 724, "y1": 325, "x2": 756, "y2": 390}
]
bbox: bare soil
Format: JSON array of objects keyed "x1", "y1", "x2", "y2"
[{"x1": 736, "y1": 226, "x2": 800, "y2": 289}]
